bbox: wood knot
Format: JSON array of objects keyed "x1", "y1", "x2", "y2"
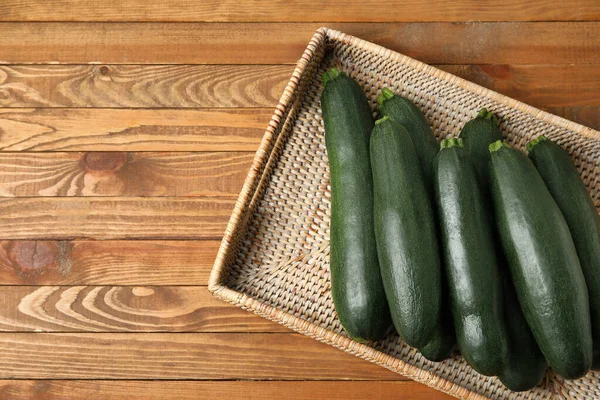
[
  {"x1": 82, "y1": 152, "x2": 128, "y2": 175},
  {"x1": 8, "y1": 241, "x2": 59, "y2": 272},
  {"x1": 99, "y1": 66, "x2": 109, "y2": 75},
  {"x1": 132, "y1": 287, "x2": 155, "y2": 297}
]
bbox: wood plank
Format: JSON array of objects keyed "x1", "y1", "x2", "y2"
[
  {"x1": 0, "y1": 152, "x2": 252, "y2": 197},
  {"x1": 544, "y1": 106, "x2": 600, "y2": 131},
  {"x1": 0, "y1": 286, "x2": 288, "y2": 333},
  {"x1": 439, "y1": 64, "x2": 600, "y2": 108},
  {"x1": 0, "y1": 22, "x2": 596, "y2": 64},
  {"x1": 0, "y1": 198, "x2": 234, "y2": 240},
  {"x1": 0, "y1": 65, "x2": 291, "y2": 107},
  {"x1": 0, "y1": 240, "x2": 218, "y2": 285},
  {"x1": 0, "y1": 332, "x2": 404, "y2": 380},
  {"x1": 0, "y1": 106, "x2": 596, "y2": 155},
  {"x1": 1, "y1": 0, "x2": 598, "y2": 22},
  {"x1": 0, "y1": 108, "x2": 268, "y2": 151},
  {"x1": 0, "y1": 64, "x2": 598, "y2": 109},
  {"x1": 0, "y1": 380, "x2": 453, "y2": 399}
]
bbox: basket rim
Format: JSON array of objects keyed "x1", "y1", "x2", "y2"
[
  {"x1": 323, "y1": 27, "x2": 599, "y2": 140},
  {"x1": 208, "y1": 27, "x2": 597, "y2": 400}
]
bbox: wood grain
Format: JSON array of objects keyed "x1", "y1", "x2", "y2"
[
  {"x1": 1, "y1": 0, "x2": 598, "y2": 22},
  {"x1": 0, "y1": 198, "x2": 234, "y2": 240},
  {"x1": 0, "y1": 240, "x2": 218, "y2": 285},
  {"x1": 0, "y1": 286, "x2": 288, "y2": 333},
  {"x1": 0, "y1": 107, "x2": 596, "y2": 155},
  {"x1": 0, "y1": 380, "x2": 453, "y2": 399},
  {"x1": 544, "y1": 106, "x2": 600, "y2": 131},
  {"x1": 0, "y1": 22, "x2": 597, "y2": 64},
  {"x1": 1, "y1": 64, "x2": 598, "y2": 110},
  {"x1": 0, "y1": 332, "x2": 404, "y2": 380},
  {"x1": 439, "y1": 64, "x2": 600, "y2": 107},
  {"x1": 0, "y1": 152, "x2": 252, "y2": 197},
  {"x1": 0, "y1": 65, "x2": 291, "y2": 108},
  {"x1": 0, "y1": 108, "x2": 269, "y2": 151}
]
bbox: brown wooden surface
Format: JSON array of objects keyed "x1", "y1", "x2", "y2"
[
  {"x1": 0, "y1": 22, "x2": 597, "y2": 64},
  {"x1": 0, "y1": 152, "x2": 252, "y2": 197},
  {"x1": 0, "y1": 1, "x2": 597, "y2": 399},
  {"x1": 1, "y1": 64, "x2": 598, "y2": 109},
  {"x1": 1, "y1": 0, "x2": 598, "y2": 22},
  {"x1": 0, "y1": 240, "x2": 218, "y2": 285},
  {"x1": 0, "y1": 108, "x2": 269, "y2": 151},
  {"x1": 0, "y1": 381, "x2": 443, "y2": 399}
]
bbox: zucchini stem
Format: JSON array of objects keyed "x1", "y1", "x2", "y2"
[
  {"x1": 476, "y1": 107, "x2": 499, "y2": 125},
  {"x1": 440, "y1": 137, "x2": 464, "y2": 149},
  {"x1": 375, "y1": 115, "x2": 390, "y2": 125},
  {"x1": 526, "y1": 136, "x2": 548, "y2": 153},
  {"x1": 378, "y1": 87, "x2": 396, "y2": 106},
  {"x1": 322, "y1": 68, "x2": 343, "y2": 85},
  {"x1": 489, "y1": 140, "x2": 509, "y2": 153}
]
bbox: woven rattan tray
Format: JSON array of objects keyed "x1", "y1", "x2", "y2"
[{"x1": 208, "y1": 28, "x2": 600, "y2": 399}]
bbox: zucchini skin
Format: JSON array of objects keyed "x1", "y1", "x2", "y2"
[
  {"x1": 499, "y1": 277, "x2": 547, "y2": 391},
  {"x1": 489, "y1": 142, "x2": 593, "y2": 379},
  {"x1": 419, "y1": 281, "x2": 456, "y2": 362},
  {"x1": 418, "y1": 313, "x2": 456, "y2": 362},
  {"x1": 458, "y1": 108, "x2": 503, "y2": 190},
  {"x1": 370, "y1": 117, "x2": 441, "y2": 348},
  {"x1": 434, "y1": 138, "x2": 508, "y2": 376},
  {"x1": 528, "y1": 136, "x2": 600, "y2": 370},
  {"x1": 461, "y1": 109, "x2": 546, "y2": 389},
  {"x1": 321, "y1": 69, "x2": 391, "y2": 342},
  {"x1": 378, "y1": 88, "x2": 439, "y2": 190}
]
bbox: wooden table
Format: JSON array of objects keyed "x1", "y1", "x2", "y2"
[{"x1": 0, "y1": 2, "x2": 597, "y2": 398}]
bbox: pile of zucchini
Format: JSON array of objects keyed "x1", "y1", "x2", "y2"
[{"x1": 321, "y1": 68, "x2": 600, "y2": 391}]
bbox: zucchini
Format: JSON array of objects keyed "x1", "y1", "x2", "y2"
[
  {"x1": 434, "y1": 138, "x2": 508, "y2": 376},
  {"x1": 499, "y1": 278, "x2": 547, "y2": 391},
  {"x1": 370, "y1": 116, "x2": 441, "y2": 348},
  {"x1": 419, "y1": 313, "x2": 455, "y2": 362},
  {"x1": 378, "y1": 88, "x2": 439, "y2": 189},
  {"x1": 458, "y1": 108, "x2": 503, "y2": 190},
  {"x1": 489, "y1": 140, "x2": 593, "y2": 379},
  {"x1": 528, "y1": 135, "x2": 600, "y2": 370},
  {"x1": 419, "y1": 281, "x2": 456, "y2": 362},
  {"x1": 321, "y1": 68, "x2": 391, "y2": 342},
  {"x1": 461, "y1": 109, "x2": 546, "y2": 389}
]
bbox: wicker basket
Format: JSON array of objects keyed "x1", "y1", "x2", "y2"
[{"x1": 208, "y1": 28, "x2": 600, "y2": 399}]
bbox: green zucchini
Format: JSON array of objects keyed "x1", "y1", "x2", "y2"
[
  {"x1": 434, "y1": 138, "x2": 508, "y2": 376},
  {"x1": 370, "y1": 116, "x2": 441, "y2": 348},
  {"x1": 419, "y1": 281, "x2": 456, "y2": 362},
  {"x1": 499, "y1": 277, "x2": 547, "y2": 391},
  {"x1": 458, "y1": 108, "x2": 503, "y2": 190},
  {"x1": 378, "y1": 88, "x2": 439, "y2": 189},
  {"x1": 528, "y1": 135, "x2": 600, "y2": 370},
  {"x1": 321, "y1": 68, "x2": 391, "y2": 342},
  {"x1": 489, "y1": 140, "x2": 593, "y2": 379},
  {"x1": 419, "y1": 313, "x2": 455, "y2": 362},
  {"x1": 460, "y1": 109, "x2": 546, "y2": 389}
]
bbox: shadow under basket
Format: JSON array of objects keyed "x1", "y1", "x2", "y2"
[{"x1": 208, "y1": 27, "x2": 600, "y2": 400}]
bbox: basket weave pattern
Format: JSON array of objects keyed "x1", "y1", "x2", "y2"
[{"x1": 209, "y1": 28, "x2": 600, "y2": 400}]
